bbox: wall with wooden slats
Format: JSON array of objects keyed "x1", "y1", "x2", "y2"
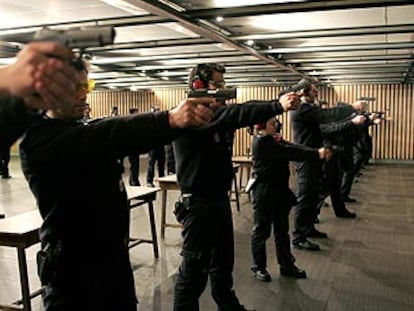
[
  {"x1": 334, "y1": 84, "x2": 414, "y2": 160},
  {"x1": 88, "y1": 89, "x2": 188, "y2": 116},
  {"x1": 88, "y1": 84, "x2": 414, "y2": 160},
  {"x1": 88, "y1": 90, "x2": 155, "y2": 116}
]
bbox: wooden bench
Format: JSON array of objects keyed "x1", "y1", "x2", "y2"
[{"x1": 0, "y1": 210, "x2": 43, "y2": 311}]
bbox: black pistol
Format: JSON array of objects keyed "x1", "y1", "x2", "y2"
[
  {"x1": 188, "y1": 88, "x2": 237, "y2": 101},
  {"x1": 279, "y1": 78, "x2": 311, "y2": 97},
  {"x1": 357, "y1": 96, "x2": 376, "y2": 102},
  {"x1": 0, "y1": 25, "x2": 116, "y2": 49}
]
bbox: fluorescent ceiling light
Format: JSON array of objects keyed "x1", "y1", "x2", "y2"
[
  {"x1": 211, "y1": 0, "x2": 300, "y2": 8},
  {"x1": 101, "y1": 0, "x2": 148, "y2": 15},
  {"x1": 161, "y1": 22, "x2": 199, "y2": 37}
]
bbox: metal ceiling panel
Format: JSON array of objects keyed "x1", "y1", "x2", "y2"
[{"x1": 0, "y1": 0, "x2": 413, "y2": 89}]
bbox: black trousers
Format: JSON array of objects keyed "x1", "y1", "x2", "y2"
[
  {"x1": 146, "y1": 148, "x2": 165, "y2": 184},
  {"x1": 340, "y1": 150, "x2": 356, "y2": 198},
  {"x1": 318, "y1": 156, "x2": 349, "y2": 216},
  {"x1": 0, "y1": 147, "x2": 10, "y2": 176},
  {"x1": 42, "y1": 245, "x2": 137, "y2": 311},
  {"x1": 174, "y1": 193, "x2": 242, "y2": 311},
  {"x1": 128, "y1": 155, "x2": 140, "y2": 186},
  {"x1": 166, "y1": 143, "x2": 176, "y2": 174},
  {"x1": 353, "y1": 143, "x2": 368, "y2": 174},
  {"x1": 293, "y1": 161, "x2": 320, "y2": 243},
  {"x1": 251, "y1": 182, "x2": 295, "y2": 270}
]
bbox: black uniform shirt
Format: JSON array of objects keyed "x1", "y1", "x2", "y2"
[
  {"x1": 252, "y1": 134, "x2": 319, "y2": 189},
  {"x1": 20, "y1": 112, "x2": 178, "y2": 256},
  {"x1": 174, "y1": 100, "x2": 285, "y2": 196},
  {"x1": 0, "y1": 97, "x2": 35, "y2": 149},
  {"x1": 290, "y1": 102, "x2": 356, "y2": 148}
]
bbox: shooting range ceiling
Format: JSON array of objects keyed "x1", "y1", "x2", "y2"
[{"x1": 0, "y1": 0, "x2": 413, "y2": 90}]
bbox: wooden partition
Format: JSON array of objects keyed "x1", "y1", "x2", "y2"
[{"x1": 88, "y1": 84, "x2": 414, "y2": 160}]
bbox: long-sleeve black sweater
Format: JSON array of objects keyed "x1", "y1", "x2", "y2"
[
  {"x1": 252, "y1": 135, "x2": 319, "y2": 189},
  {"x1": 173, "y1": 100, "x2": 285, "y2": 196},
  {"x1": 20, "y1": 112, "x2": 179, "y2": 254},
  {"x1": 290, "y1": 102, "x2": 356, "y2": 148},
  {"x1": 0, "y1": 97, "x2": 34, "y2": 149}
]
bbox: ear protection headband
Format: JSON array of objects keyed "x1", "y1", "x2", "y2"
[
  {"x1": 192, "y1": 77, "x2": 205, "y2": 89},
  {"x1": 191, "y1": 64, "x2": 211, "y2": 89}
]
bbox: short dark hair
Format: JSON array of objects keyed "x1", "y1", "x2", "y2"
[
  {"x1": 188, "y1": 63, "x2": 226, "y2": 89},
  {"x1": 297, "y1": 78, "x2": 312, "y2": 94}
]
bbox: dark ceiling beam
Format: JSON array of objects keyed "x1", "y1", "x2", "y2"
[
  {"x1": 92, "y1": 50, "x2": 246, "y2": 61},
  {"x1": 266, "y1": 41, "x2": 414, "y2": 54},
  {"x1": 93, "y1": 60, "x2": 272, "y2": 73},
  {"x1": 187, "y1": 0, "x2": 414, "y2": 19},
  {"x1": 126, "y1": 0, "x2": 309, "y2": 79},
  {"x1": 282, "y1": 51, "x2": 409, "y2": 58},
  {"x1": 313, "y1": 73, "x2": 407, "y2": 78},
  {"x1": 309, "y1": 68, "x2": 409, "y2": 74},
  {"x1": 287, "y1": 55, "x2": 413, "y2": 63},
  {"x1": 298, "y1": 64, "x2": 408, "y2": 70},
  {"x1": 297, "y1": 63, "x2": 411, "y2": 69},
  {"x1": 0, "y1": 15, "x2": 169, "y2": 33},
  {"x1": 403, "y1": 54, "x2": 414, "y2": 83},
  {"x1": 88, "y1": 37, "x2": 213, "y2": 53},
  {"x1": 233, "y1": 24, "x2": 414, "y2": 41}
]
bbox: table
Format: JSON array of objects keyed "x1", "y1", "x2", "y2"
[
  {"x1": 155, "y1": 174, "x2": 181, "y2": 240},
  {"x1": 232, "y1": 156, "x2": 253, "y2": 192},
  {"x1": 0, "y1": 210, "x2": 43, "y2": 311},
  {"x1": 126, "y1": 186, "x2": 161, "y2": 259}
]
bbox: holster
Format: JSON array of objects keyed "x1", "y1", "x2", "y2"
[
  {"x1": 173, "y1": 193, "x2": 192, "y2": 223},
  {"x1": 36, "y1": 241, "x2": 63, "y2": 285}
]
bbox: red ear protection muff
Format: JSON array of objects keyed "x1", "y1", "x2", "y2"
[{"x1": 192, "y1": 78, "x2": 205, "y2": 89}]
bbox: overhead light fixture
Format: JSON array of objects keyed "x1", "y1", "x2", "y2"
[
  {"x1": 216, "y1": 16, "x2": 224, "y2": 22},
  {"x1": 246, "y1": 40, "x2": 254, "y2": 46},
  {"x1": 101, "y1": 0, "x2": 147, "y2": 15}
]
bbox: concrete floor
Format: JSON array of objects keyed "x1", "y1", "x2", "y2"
[{"x1": 0, "y1": 156, "x2": 413, "y2": 311}]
